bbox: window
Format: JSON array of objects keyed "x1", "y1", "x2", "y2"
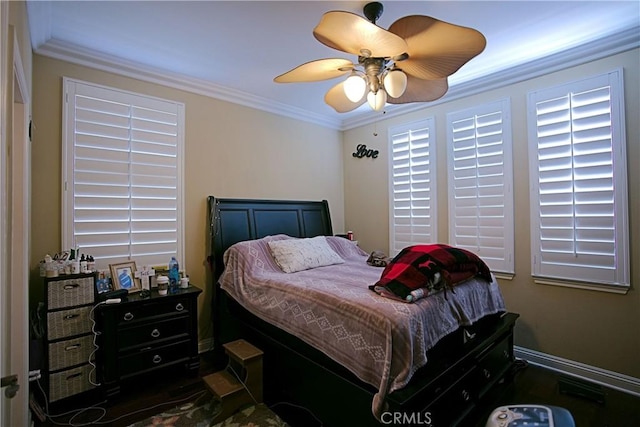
[
  {"x1": 527, "y1": 69, "x2": 629, "y2": 289},
  {"x1": 388, "y1": 118, "x2": 437, "y2": 255},
  {"x1": 63, "y1": 79, "x2": 185, "y2": 270},
  {"x1": 446, "y1": 99, "x2": 514, "y2": 274}
]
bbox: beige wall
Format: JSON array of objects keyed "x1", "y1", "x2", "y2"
[
  {"x1": 30, "y1": 55, "x2": 345, "y2": 343},
  {"x1": 343, "y1": 49, "x2": 640, "y2": 379}
]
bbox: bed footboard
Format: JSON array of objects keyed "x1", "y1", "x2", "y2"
[{"x1": 221, "y1": 291, "x2": 518, "y2": 427}]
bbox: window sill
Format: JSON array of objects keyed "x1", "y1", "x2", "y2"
[
  {"x1": 493, "y1": 272, "x2": 515, "y2": 281},
  {"x1": 534, "y1": 278, "x2": 629, "y2": 295}
]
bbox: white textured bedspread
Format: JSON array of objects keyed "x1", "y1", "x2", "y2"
[{"x1": 219, "y1": 235, "x2": 506, "y2": 418}]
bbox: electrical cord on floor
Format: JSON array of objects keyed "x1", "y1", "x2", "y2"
[
  {"x1": 91, "y1": 390, "x2": 207, "y2": 425},
  {"x1": 35, "y1": 377, "x2": 207, "y2": 427},
  {"x1": 225, "y1": 363, "x2": 324, "y2": 426},
  {"x1": 35, "y1": 378, "x2": 107, "y2": 426},
  {"x1": 269, "y1": 401, "x2": 324, "y2": 427},
  {"x1": 226, "y1": 362, "x2": 259, "y2": 405}
]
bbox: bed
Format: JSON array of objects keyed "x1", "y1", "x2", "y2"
[{"x1": 207, "y1": 196, "x2": 519, "y2": 427}]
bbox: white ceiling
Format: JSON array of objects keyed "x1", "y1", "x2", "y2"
[{"x1": 27, "y1": 1, "x2": 640, "y2": 129}]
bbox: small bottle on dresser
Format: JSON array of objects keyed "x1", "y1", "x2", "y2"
[{"x1": 168, "y1": 256, "x2": 180, "y2": 294}]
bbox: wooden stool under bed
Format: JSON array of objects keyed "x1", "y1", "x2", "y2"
[{"x1": 203, "y1": 339, "x2": 264, "y2": 424}]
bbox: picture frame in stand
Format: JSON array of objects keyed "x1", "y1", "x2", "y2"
[{"x1": 109, "y1": 261, "x2": 141, "y2": 293}]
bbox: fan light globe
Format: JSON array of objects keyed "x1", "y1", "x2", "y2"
[
  {"x1": 367, "y1": 89, "x2": 387, "y2": 111},
  {"x1": 344, "y1": 73, "x2": 366, "y2": 102},
  {"x1": 384, "y1": 69, "x2": 408, "y2": 98}
]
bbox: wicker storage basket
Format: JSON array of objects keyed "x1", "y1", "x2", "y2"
[
  {"x1": 48, "y1": 335, "x2": 95, "y2": 372},
  {"x1": 48, "y1": 364, "x2": 96, "y2": 402},
  {"x1": 48, "y1": 276, "x2": 95, "y2": 310},
  {"x1": 47, "y1": 307, "x2": 92, "y2": 340}
]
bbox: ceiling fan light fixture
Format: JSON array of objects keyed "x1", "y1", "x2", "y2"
[
  {"x1": 384, "y1": 69, "x2": 407, "y2": 98},
  {"x1": 367, "y1": 89, "x2": 387, "y2": 111},
  {"x1": 344, "y1": 72, "x2": 367, "y2": 102},
  {"x1": 275, "y1": 2, "x2": 487, "y2": 113}
]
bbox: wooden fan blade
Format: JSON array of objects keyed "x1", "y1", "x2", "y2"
[
  {"x1": 325, "y1": 81, "x2": 367, "y2": 113},
  {"x1": 313, "y1": 11, "x2": 408, "y2": 58},
  {"x1": 387, "y1": 76, "x2": 449, "y2": 104},
  {"x1": 389, "y1": 15, "x2": 486, "y2": 80},
  {"x1": 274, "y1": 58, "x2": 355, "y2": 83}
]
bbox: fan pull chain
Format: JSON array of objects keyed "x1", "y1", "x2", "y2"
[{"x1": 373, "y1": 111, "x2": 386, "y2": 136}]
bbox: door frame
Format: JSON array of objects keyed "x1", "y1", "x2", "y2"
[
  {"x1": 9, "y1": 26, "x2": 31, "y2": 427},
  {"x1": 0, "y1": 1, "x2": 9, "y2": 423},
  {"x1": 1, "y1": 18, "x2": 31, "y2": 426}
]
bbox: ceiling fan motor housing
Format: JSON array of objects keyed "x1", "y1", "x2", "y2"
[{"x1": 363, "y1": 2, "x2": 384, "y2": 24}]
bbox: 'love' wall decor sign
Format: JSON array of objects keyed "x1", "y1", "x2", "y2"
[{"x1": 352, "y1": 144, "x2": 379, "y2": 159}]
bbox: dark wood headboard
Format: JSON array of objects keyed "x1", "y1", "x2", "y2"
[
  {"x1": 206, "y1": 196, "x2": 334, "y2": 356},
  {"x1": 207, "y1": 196, "x2": 333, "y2": 278}
]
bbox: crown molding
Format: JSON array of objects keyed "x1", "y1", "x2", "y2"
[
  {"x1": 33, "y1": 27, "x2": 638, "y2": 132},
  {"x1": 34, "y1": 39, "x2": 344, "y2": 130},
  {"x1": 341, "y1": 27, "x2": 640, "y2": 130}
]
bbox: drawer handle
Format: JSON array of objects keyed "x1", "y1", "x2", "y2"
[
  {"x1": 175, "y1": 303, "x2": 184, "y2": 312},
  {"x1": 63, "y1": 284, "x2": 79, "y2": 290},
  {"x1": 462, "y1": 389, "x2": 470, "y2": 401},
  {"x1": 123, "y1": 312, "x2": 134, "y2": 321},
  {"x1": 65, "y1": 344, "x2": 81, "y2": 351},
  {"x1": 484, "y1": 368, "x2": 491, "y2": 379},
  {"x1": 150, "y1": 329, "x2": 161, "y2": 338},
  {"x1": 64, "y1": 314, "x2": 79, "y2": 320},
  {"x1": 66, "y1": 372, "x2": 82, "y2": 380},
  {"x1": 152, "y1": 355, "x2": 162, "y2": 364}
]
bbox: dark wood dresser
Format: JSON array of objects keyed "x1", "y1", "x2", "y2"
[{"x1": 95, "y1": 286, "x2": 202, "y2": 397}]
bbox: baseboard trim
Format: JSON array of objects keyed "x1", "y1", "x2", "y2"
[
  {"x1": 198, "y1": 337, "x2": 214, "y2": 354},
  {"x1": 515, "y1": 346, "x2": 640, "y2": 397}
]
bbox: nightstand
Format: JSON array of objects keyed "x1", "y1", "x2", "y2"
[{"x1": 95, "y1": 286, "x2": 202, "y2": 397}]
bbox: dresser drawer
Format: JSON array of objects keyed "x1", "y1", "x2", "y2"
[
  {"x1": 47, "y1": 276, "x2": 95, "y2": 310},
  {"x1": 427, "y1": 367, "x2": 478, "y2": 427},
  {"x1": 118, "y1": 339, "x2": 191, "y2": 378},
  {"x1": 475, "y1": 334, "x2": 513, "y2": 397},
  {"x1": 47, "y1": 306, "x2": 93, "y2": 340},
  {"x1": 48, "y1": 334, "x2": 95, "y2": 371},
  {"x1": 118, "y1": 315, "x2": 190, "y2": 351},
  {"x1": 48, "y1": 363, "x2": 96, "y2": 402},
  {"x1": 113, "y1": 297, "x2": 191, "y2": 325}
]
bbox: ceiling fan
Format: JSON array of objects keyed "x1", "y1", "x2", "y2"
[{"x1": 274, "y1": 2, "x2": 486, "y2": 113}]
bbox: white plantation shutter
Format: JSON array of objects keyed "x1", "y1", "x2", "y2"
[
  {"x1": 63, "y1": 79, "x2": 185, "y2": 269},
  {"x1": 527, "y1": 69, "x2": 629, "y2": 287},
  {"x1": 388, "y1": 118, "x2": 437, "y2": 255},
  {"x1": 447, "y1": 99, "x2": 514, "y2": 273}
]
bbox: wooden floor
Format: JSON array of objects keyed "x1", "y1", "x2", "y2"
[
  {"x1": 473, "y1": 361, "x2": 640, "y2": 427},
  {"x1": 33, "y1": 352, "x2": 640, "y2": 427}
]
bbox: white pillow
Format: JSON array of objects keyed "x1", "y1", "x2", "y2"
[{"x1": 268, "y1": 236, "x2": 344, "y2": 273}]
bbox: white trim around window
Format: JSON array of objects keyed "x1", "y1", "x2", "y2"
[
  {"x1": 62, "y1": 78, "x2": 185, "y2": 270},
  {"x1": 527, "y1": 69, "x2": 629, "y2": 290}
]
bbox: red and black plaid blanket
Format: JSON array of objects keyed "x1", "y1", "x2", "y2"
[{"x1": 370, "y1": 244, "x2": 492, "y2": 300}]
